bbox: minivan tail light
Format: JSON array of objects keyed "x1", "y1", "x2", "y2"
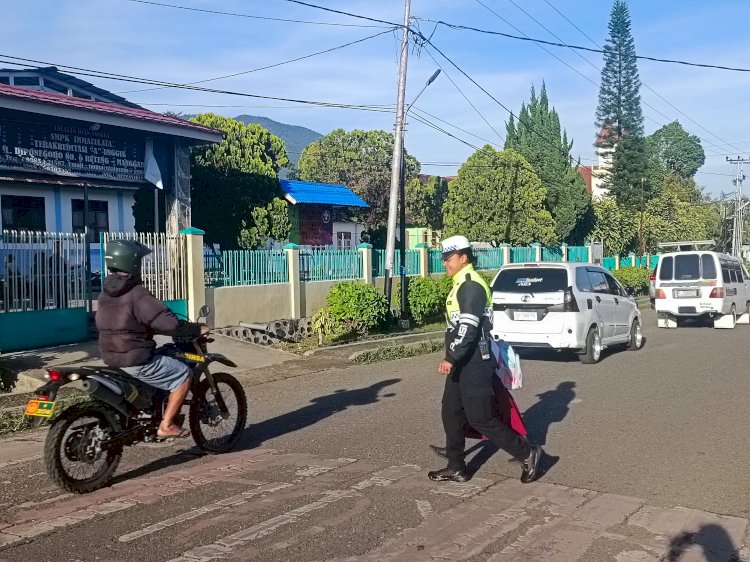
[
  {"x1": 709, "y1": 287, "x2": 724, "y2": 298},
  {"x1": 563, "y1": 286, "x2": 579, "y2": 312},
  {"x1": 655, "y1": 289, "x2": 667, "y2": 299}
]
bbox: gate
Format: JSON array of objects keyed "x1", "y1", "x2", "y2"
[
  {"x1": 101, "y1": 232, "x2": 189, "y2": 317},
  {"x1": 0, "y1": 230, "x2": 90, "y2": 352}
]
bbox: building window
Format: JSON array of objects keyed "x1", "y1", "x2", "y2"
[
  {"x1": 336, "y1": 231, "x2": 352, "y2": 250},
  {"x1": 1, "y1": 195, "x2": 46, "y2": 231},
  {"x1": 43, "y1": 80, "x2": 69, "y2": 95},
  {"x1": 72, "y1": 199, "x2": 109, "y2": 240},
  {"x1": 0, "y1": 76, "x2": 9, "y2": 85}
]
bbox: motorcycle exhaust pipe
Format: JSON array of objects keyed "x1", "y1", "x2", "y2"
[{"x1": 82, "y1": 376, "x2": 130, "y2": 417}]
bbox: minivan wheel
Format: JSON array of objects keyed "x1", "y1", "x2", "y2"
[
  {"x1": 627, "y1": 319, "x2": 644, "y2": 351},
  {"x1": 580, "y1": 326, "x2": 602, "y2": 364}
]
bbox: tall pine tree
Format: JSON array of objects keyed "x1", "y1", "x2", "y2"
[
  {"x1": 506, "y1": 83, "x2": 593, "y2": 243},
  {"x1": 595, "y1": 0, "x2": 653, "y2": 210}
]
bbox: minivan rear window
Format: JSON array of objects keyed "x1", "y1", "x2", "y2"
[
  {"x1": 659, "y1": 257, "x2": 673, "y2": 280},
  {"x1": 493, "y1": 268, "x2": 568, "y2": 293},
  {"x1": 674, "y1": 254, "x2": 700, "y2": 280},
  {"x1": 701, "y1": 255, "x2": 717, "y2": 279}
]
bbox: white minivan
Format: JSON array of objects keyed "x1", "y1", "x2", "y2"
[
  {"x1": 490, "y1": 262, "x2": 643, "y2": 364},
  {"x1": 654, "y1": 251, "x2": 749, "y2": 328}
]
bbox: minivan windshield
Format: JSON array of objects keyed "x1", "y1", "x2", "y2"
[{"x1": 493, "y1": 268, "x2": 568, "y2": 293}]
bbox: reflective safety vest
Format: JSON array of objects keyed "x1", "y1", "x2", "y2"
[{"x1": 445, "y1": 264, "x2": 492, "y2": 328}]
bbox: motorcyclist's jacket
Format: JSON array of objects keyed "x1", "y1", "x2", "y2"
[
  {"x1": 444, "y1": 264, "x2": 492, "y2": 367},
  {"x1": 96, "y1": 273, "x2": 200, "y2": 368}
]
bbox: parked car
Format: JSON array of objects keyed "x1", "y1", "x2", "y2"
[
  {"x1": 649, "y1": 268, "x2": 656, "y2": 308},
  {"x1": 654, "y1": 250, "x2": 750, "y2": 329},
  {"x1": 490, "y1": 262, "x2": 644, "y2": 364}
]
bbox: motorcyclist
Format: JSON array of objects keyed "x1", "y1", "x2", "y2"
[{"x1": 95, "y1": 240, "x2": 208, "y2": 439}]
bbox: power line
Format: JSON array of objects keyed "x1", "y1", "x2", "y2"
[
  {"x1": 281, "y1": 0, "x2": 402, "y2": 28},
  {"x1": 411, "y1": 107, "x2": 502, "y2": 148},
  {"x1": 417, "y1": 17, "x2": 750, "y2": 73},
  {"x1": 116, "y1": 27, "x2": 397, "y2": 94},
  {"x1": 0, "y1": 55, "x2": 393, "y2": 113},
  {"x1": 119, "y1": 0, "x2": 392, "y2": 28}
]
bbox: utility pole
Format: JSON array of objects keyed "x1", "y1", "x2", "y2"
[
  {"x1": 726, "y1": 156, "x2": 749, "y2": 257},
  {"x1": 638, "y1": 177, "x2": 645, "y2": 256},
  {"x1": 384, "y1": 0, "x2": 411, "y2": 311}
]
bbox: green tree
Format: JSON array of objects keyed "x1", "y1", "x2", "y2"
[
  {"x1": 595, "y1": 0, "x2": 652, "y2": 209},
  {"x1": 405, "y1": 175, "x2": 448, "y2": 230},
  {"x1": 647, "y1": 121, "x2": 705, "y2": 179},
  {"x1": 442, "y1": 147, "x2": 556, "y2": 245},
  {"x1": 189, "y1": 113, "x2": 288, "y2": 249},
  {"x1": 298, "y1": 129, "x2": 420, "y2": 228},
  {"x1": 590, "y1": 197, "x2": 637, "y2": 255},
  {"x1": 238, "y1": 197, "x2": 291, "y2": 249},
  {"x1": 506, "y1": 83, "x2": 593, "y2": 243}
]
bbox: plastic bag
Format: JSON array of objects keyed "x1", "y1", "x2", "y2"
[{"x1": 490, "y1": 339, "x2": 523, "y2": 390}]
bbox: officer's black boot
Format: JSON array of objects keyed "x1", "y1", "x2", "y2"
[{"x1": 428, "y1": 466, "x2": 468, "y2": 482}]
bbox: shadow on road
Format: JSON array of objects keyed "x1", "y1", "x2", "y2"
[
  {"x1": 522, "y1": 381, "x2": 576, "y2": 447},
  {"x1": 664, "y1": 524, "x2": 741, "y2": 562},
  {"x1": 114, "y1": 378, "x2": 401, "y2": 483}
]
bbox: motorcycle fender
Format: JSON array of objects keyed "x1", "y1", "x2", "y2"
[{"x1": 205, "y1": 353, "x2": 238, "y2": 368}]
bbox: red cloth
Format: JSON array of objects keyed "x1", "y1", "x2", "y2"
[{"x1": 464, "y1": 382, "x2": 527, "y2": 439}]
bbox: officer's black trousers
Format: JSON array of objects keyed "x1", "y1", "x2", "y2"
[{"x1": 441, "y1": 366, "x2": 530, "y2": 471}]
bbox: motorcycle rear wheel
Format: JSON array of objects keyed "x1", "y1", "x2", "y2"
[
  {"x1": 189, "y1": 372, "x2": 247, "y2": 454},
  {"x1": 44, "y1": 402, "x2": 123, "y2": 494}
]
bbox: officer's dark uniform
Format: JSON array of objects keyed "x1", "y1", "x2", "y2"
[{"x1": 441, "y1": 263, "x2": 531, "y2": 472}]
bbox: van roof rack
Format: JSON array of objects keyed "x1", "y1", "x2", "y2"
[{"x1": 657, "y1": 240, "x2": 716, "y2": 251}]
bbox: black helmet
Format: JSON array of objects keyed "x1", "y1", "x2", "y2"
[{"x1": 105, "y1": 239, "x2": 152, "y2": 277}]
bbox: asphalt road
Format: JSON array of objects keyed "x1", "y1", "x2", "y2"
[{"x1": 0, "y1": 306, "x2": 748, "y2": 561}]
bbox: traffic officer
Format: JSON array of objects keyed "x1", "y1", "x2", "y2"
[{"x1": 428, "y1": 235, "x2": 542, "y2": 483}]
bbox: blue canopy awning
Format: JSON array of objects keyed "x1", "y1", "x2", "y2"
[{"x1": 279, "y1": 179, "x2": 368, "y2": 208}]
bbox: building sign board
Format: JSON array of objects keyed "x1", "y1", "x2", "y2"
[{"x1": 0, "y1": 118, "x2": 146, "y2": 182}]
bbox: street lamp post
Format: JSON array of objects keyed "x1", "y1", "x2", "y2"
[{"x1": 395, "y1": 69, "x2": 441, "y2": 328}]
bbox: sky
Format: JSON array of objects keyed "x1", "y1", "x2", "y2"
[{"x1": 4, "y1": 0, "x2": 750, "y2": 196}]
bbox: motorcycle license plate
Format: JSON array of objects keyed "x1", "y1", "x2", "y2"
[{"x1": 25, "y1": 400, "x2": 56, "y2": 418}]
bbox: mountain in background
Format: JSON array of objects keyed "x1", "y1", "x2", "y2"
[{"x1": 233, "y1": 115, "x2": 323, "y2": 171}]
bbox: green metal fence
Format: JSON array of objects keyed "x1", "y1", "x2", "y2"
[
  {"x1": 567, "y1": 245, "x2": 589, "y2": 262},
  {"x1": 511, "y1": 246, "x2": 536, "y2": 262},
  {"x1": 542, "y1": 246, "x2": 563, "y2": 261},
  {"x1": 474, "y1": 247, "x2": 504, "y2": 270},
  {"x1": 428, "y1": 249, "x2": 446, "y2": 273},
  {"x1": 602, "y1": 256, "x2": 617, "y2": 270},
  {"x1": 372, "y1": 249, "x2": 420, "y2": 277},
  {"x1": 219, "y1": 250, "x2": 288, "y2": 286},
  {"x1": 300, "y1": 249, "x2": 362, "y2": 282}
]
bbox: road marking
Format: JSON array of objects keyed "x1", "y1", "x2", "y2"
[
  {"x1": 169, "y1": 464, "x2": 421, "y2": 562},
  {"x1": 416, "y1": 500, "x2": 432, "y2": 519}
]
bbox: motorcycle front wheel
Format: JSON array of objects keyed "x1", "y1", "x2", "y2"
[
  {"x1": 189, "y1": 372, "x2": 247, "y2": 454},
  {"x1": 44, "y1": 402, "x2": 123, "y2": 494}
]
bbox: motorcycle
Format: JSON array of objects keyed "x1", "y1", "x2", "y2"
[{"x1": 25, "y1": 306, "x2": 248, "y2": 494}]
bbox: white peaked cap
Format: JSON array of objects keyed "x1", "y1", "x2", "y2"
[{"x1": 441, "y1": 235, "x2": 471, "y2": 257}]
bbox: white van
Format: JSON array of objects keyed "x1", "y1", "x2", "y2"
[
  {"x1": 654, "y1": 251, "x2": 749, "y2": 328},
  {"x1": 490, "y1": 262, "x2": 643, "y2": 364}
]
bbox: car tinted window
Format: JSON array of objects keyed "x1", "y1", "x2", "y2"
[
  {"x1": 674, "y1": 254, "x2": 700, "y2": 280},
  {"x1": 587, "y1": 270, "x2": 609, "y2": 294},
  {"x1": 722, "y1": 266, "x2": 731, "y2": 283},
  {"x1": 604, "y1": 273, "x2": 624, "y2": 296},
  {"x1": 701, "y1": 255, "x2": 717, "y2": 279},
  {"x1": 659, "y1": 256, "x2": 673, "y2": 280},
  {"x1": 493, "y1": 268, "x2": 568, "y2": 293},
  {"x1": 730, "y1": 269, "x2": 739, "y2": 283},
  {"x1": 575, "y1": 267, "x2": 593, "y2": 292}
]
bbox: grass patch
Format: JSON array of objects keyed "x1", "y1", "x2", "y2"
[
  {"x1": 0, "y1": 394, "x2": 91, "y2": 437},
  {"x1": 352, "y1": 339, "x2": 444, "y2": 364}
]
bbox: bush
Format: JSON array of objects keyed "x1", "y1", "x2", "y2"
[
  {"x1": 327, "y1": 281, "x2": 389, "y2": 332},
  {"x1": 612, "y1": 266, "x2": 650, "y2": 295},
  {"x1": 407, "y1": 277, "x2": 447, "y2": 324}
]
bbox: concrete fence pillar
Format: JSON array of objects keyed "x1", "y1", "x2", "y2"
[
  {"x1": 586, "y1": 242, "x2": 593, "y2": 263},
  {"x1": 416, "y1": 243, "x2": 429, "y2": 277},
  {"x1": 180, "y1": 227, "x2": 206, "y2": 322},
  {"x1": 501, "y1": 244, "x2": 511, "y2": 265},
  {"x1": 358, "y1": 242, "x2": 373, "y2": 285},
  {"x1": 560, "y1": 243, "x2": 568, "y2": 262},
  {"x1": 283, "y1": 243, "x2": 302, "y2": 319},
  {"x1": 615, "y1": 255, "x2": 621, "y2": 270},
  {"x1": 532, "y1": 242, "x2": 542, "y2": 262},
  {"x1": 631, "y1": 254, "x2": 637, "y2": 267}
]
